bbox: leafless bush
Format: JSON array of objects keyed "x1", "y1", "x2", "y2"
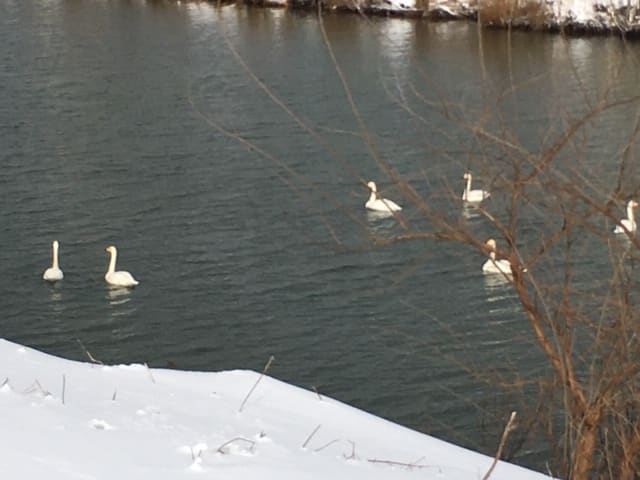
[{"x1": 479, "y1": 0, "x2": 550, "y2": 29}]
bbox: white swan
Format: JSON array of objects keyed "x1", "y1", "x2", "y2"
[
  {"x1": 462, "y1": 172, "x2": 490, "y2": 203},
  {"x1": 365, "y1": 181, "x2": 402, "y2": 213},
  {"x1": 613, "y1": 200, "x2": 638, "y2": 234},
  {"x1": 482, "y1": 239, "x2": 516, "y2": 275},
  {"x1": 43, "y1": 240, "x2": 64, "y2": 281},
  {"x1": 105, "y1": 245, "x2": 139, "y2": 287}
]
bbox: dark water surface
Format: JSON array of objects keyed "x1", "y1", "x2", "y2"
[{"x1": 2, "y1": 0, "x2": 639, "y2": 470}]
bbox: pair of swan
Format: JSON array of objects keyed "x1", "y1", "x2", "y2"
[
  {"x1": 613, "y1": 200, "x2": 638, "y2": 234},
  {"x1": 366, "y1": 172, "x2": 489, "y2": 213},
  {"x1": 43, "y1": 241, "x2": 139, "y2": 287}
]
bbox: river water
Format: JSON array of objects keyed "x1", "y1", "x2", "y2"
[{"x1": 2, "y1": 0, "x2": 639, "y2": 471}]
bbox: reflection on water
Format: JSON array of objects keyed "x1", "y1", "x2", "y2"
[
  {"x1": 365, "y1": 211, "x2": 402, "y2": 240},
  {"x1": 185, "y1": 1, "x2": 217, "y2": 25},
  {"x1": 461, "y1": 203, "x2": 481, "y2": 220},
  {"x1": 366, "y1": 209, "x2": 397, "y2": 221},
  {"x1": 106, "y1": 287, "x2": 133, "y2": 306},
  {"x1": 483, "y1": 272, "x2": 515, "y2": 293},
  {"x1": 47, "y1": 284, "x2": 64, "y2": 312}
]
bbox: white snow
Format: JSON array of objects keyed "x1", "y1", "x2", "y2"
[
  {"x1": 358, "y1": 0, "x2": 640, "y2": 31},
  {"x1": 0, "y1": 338, "x2": 554, "y2": 479}
]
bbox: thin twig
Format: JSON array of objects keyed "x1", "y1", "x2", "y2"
[
  {"x1": 238, "y1": 355, "x2": 274, "y2": 413},
  {"x1": 367, "y1": 458, "x2": 432, "y2": 469},
  {"x1": 482, "y1": 411, "x2": 518, "y2": 480},
  {"x1": 343, "y1": 440, "x2": 357, "y2": 460},
  {"x1": 216, "y1": 437, "x2": 256, "y2": 455},
  {"x1": 24, "y1": 379, "x2": 51, "y2": 396},
  {"x1": 314, "y1": 438, "x2": 341, "y2": 452},
  {"x1": 76, "y1": 339, "x2": 103, "y2": 365},
  {"x1": 144, "y1": 363, "x2": 156, "y2": 384},
  {"x1": 302, "y1": 424, "x2": 321, "y2": 449},
  {"x1": 312, "y1": 385, "x2": 323, "y2": 401}
]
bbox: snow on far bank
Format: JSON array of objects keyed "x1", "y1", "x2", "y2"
[
  {"x1": 431, "y1": 0, "x2": 640, "y2": 31},
  {"x1": 266, "y1": 0, "x2": 640, "y2": 33},
  {"x1": 0, "y1": 338, "x2": 553, "y2": 479}
]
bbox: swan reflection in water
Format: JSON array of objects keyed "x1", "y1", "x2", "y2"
[
  {"x1": 482, "y1": 274, "x2": 521, "y2": 318},
  {"x1": 366, "y1": 208, "x2": 397, "y2": 221},
  {"x1": 46, "y1": 283, "x2": 65, "y2": 312},
  {"x1": 483, "y1": 272, "x2": 513, "y2": 290},
  {"x1": 365, "y1": 210, "x2": 402, "y2": 239},
  {"x1": 462, "y1": 203, "x2": 481, "y2": 220},
  {"x1": 106, "y1": 286, "x2": 133, "y2": 306}
]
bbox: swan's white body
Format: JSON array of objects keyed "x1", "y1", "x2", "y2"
[
  {"x1": 365, "y1": 181, "x2": 402, "y2": 213},
  {"x1": 462, "y1": 172, "x2": 490, "y2": 203},
  {"x1": 482, "y1": 239, "x2": 515, "y2": 275},
  {"x1": 613, "y1": 200, "x2": 638, "y2": 234},
  {"x1": 43, "y1": 240, "x2": 64, "y2": 281},
  {"x1": 105, "y1": 245, "x2": 139, "y2": 287}
]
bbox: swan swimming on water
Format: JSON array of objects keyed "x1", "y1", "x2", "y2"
[
  {"x1": 43, "y1": 240, "x2": 64, "y2": 282},
  {"x1": 482, "y1": 239, "x2": 517, "y2": 275},
  {"x1": 462, "y1": 172, "x2": 490, "y2": 203},
  {"x1": 104, "y1": 245, "x2": 139, "y2": 287},
  {"x1": 613, "y1": 200, "x2": 638, "y2": 234},
  {"x1": 365, "y1": 181, "x2": 402, "y2": 213}
]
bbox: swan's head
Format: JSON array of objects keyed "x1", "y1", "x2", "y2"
[
  {"x1": 484, "y1": 238, "x2": 497, "y2": 251},
  {"x1": 629, "y1": 200, "x2": 639, "y2": 209},
  {"x1": 366, "y1": 181, "x2": 377, "y2": 192},
  {"x1": 463, "y1": 172, "x2": 471, "y2": 180},
  {"x1": 105, "y1": 245, "x2": 117, "y2": 254},
  {"x1": 52, "y1": 240, "x2": 59, "y2": 249}
]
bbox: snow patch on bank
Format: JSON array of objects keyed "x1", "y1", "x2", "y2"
[{"x1": 0, "y1": 338, "x2": 554, "y2": 479}]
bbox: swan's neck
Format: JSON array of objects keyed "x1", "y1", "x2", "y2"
[
  {"x1": 628, "y1": 204, "x2": 636, "y2": 224},
  {"x1": 107, "y1": 250, "x2": 117, "y2": 274},
  {"x1": 489, "y1": 251, "x2": 496, "y2": 261},
  {"x1": 465, "y1": 175, "x2": 472, "y2": 193},
  {"x1": 52, "y1": 243, "x2": 59, "y2": 269},
  {"x1": 368, "y1": 191, "x2": 378, "y2": 203}
]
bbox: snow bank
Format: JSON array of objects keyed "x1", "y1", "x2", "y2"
[
  {"x1": 285, "y1": 0, "x2": 640, "y2": 34},
  {"x1": 0, "y1": 338, "x2": 553, "y2": 479}
]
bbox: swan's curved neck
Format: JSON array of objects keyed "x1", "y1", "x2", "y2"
[
  {"x1": 52, "y1": 243, "x2": 59, "y2": 269},
  {"x1": 627, "y1": 203, "x2": 636, "y2": 224},
  {"x1": 465, "y1": 175, "x2": 472, "y2": 193},
  {"x1": 107, "y1": 250, "x2": 117, "y2": 274},
  {"x1": 368, "y1": 191, "x2": 378, "y2": 203}
]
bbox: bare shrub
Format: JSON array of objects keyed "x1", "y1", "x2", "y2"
[{"x1": 479, "y1": 0, "x2": 550, "y2": 29}]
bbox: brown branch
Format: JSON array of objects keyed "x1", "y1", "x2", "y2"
[{"x1": 482, "y1": 411, "x2": 517, "y2": 480}]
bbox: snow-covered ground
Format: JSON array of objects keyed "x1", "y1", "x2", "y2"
[
  {"x1": 0, "y1": 338, "x2": 553, "y2": 479},
  {"x1": 281, "y1": 0, "x2": 640, "y2": 33}
]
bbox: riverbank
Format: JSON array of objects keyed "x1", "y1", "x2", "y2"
[
  {"x1": 0, "y1": 338, "x2": 553, "y2": 479},
  {"x1": 239, "y1": 0, "x2": 640, "y2": 35}
]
